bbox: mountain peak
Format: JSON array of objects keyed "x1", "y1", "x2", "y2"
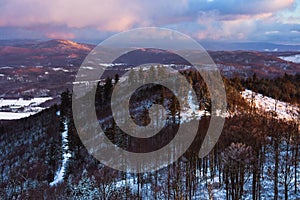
[
  {"x1": 52, "y1": 39, "x2": 79, "y2": 46},
  {"x1": 35, "y1": 39, "x2": 92, "y2": 51}
]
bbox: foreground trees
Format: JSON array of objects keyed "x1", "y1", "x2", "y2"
[
  {"x1": 1, "y1": 73, "x2": 299, "y2": 199},
  {"x1": 222, "y1": 143, "x2": 253, "y2": 200},
  {"x1": 52, "y1": 73, "x2": 300, "y2": 199}
]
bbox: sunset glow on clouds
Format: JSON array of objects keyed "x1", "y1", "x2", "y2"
[
  {"x1": 0, "y1": 0, "x2": 300, "y2": 43},
  {"x1": 45, "y1": 32, "x2": 76, "y2": 40}
]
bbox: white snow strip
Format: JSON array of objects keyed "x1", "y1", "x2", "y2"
[
  {"x1": 52, "y1": 67, "x2": 69, "y2": 72},
  {"x1": 50, "y1": 121, "x2": 71, "y2": 186},
  {"x1": 0, "y1": 112, "x2": 35, "y2": 120},
  {"x1": 0, "y1": 97, "x2": 52, "y2": 120},
  {"x1": 81, "y1": 66, "x2": 94, "y2": 70},
  {"x1": 0, "y1": 97, "x2": 52, "y2": 107},
  {"x1": 241, "y1": 89, "x2": 299, "y2": 121}
]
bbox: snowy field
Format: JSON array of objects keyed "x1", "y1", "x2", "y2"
[
  {"x1": 241, "y1": 89, "x2": 299, "y2": 121},
  {"x1": 0, "y1": 97, "x2": 52, "y2": 120},
  {"x1": 0, "y1": 112, "x2": 37, "y2": 120},
  {"x1": 279, "y1": 54, "x2": 300, "y2": 64}
]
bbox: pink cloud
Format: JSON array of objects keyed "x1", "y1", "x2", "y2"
[
  {"x1": 45, "y1": 32, "x2": 75, "y2": 39},
  {"x1": 0, "y1": 0, "x2": 142, "y2": 32},
  {"x1": 0, "y1": 0, "x2": 298, "y2": 42},
  {"x1": 1, "y1": 0, "x2": 293, "y2": 31}
]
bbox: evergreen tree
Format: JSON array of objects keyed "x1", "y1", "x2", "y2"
[{"x1": 114, "y1": 74, "x2": 119, "y2": 85}]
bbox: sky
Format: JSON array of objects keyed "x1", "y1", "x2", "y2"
[{"x1": 0, "y1": 0, "x2": 300, "y2": 44}]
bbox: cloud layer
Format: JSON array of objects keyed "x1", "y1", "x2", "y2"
[{"x1": 0, "y1": 0, "x2": 299, "y2": 43}]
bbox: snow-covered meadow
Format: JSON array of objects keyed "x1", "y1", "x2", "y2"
[{"x1": 0, "y1": 97, "x2": 52, "y2": 120}]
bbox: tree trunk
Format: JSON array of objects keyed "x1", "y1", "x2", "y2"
[{"x1": 274, "y1": 138, "x2": 279, "y2": 200}]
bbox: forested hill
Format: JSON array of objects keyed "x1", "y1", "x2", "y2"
[
  {"x1": 241, "y1": 73, "x2": 300, "y2": 104},
  {"x1": 0, "y1": 73, "x2": 299, "y2": 199}
]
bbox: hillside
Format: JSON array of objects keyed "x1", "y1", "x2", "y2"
[
  {"x1": 0, "y1": 39, "x2": 299, "y2": 199},
  {"x1": 0, "y1": 39, "x2": 299, "y2": 100},
  {"x1": 0, "y1": 74, "x2": 299, "y2": 199}
]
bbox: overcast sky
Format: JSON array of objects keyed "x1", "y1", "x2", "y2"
[{"x1": 0, "y1": 0, "x2": 299, "y2": 44}]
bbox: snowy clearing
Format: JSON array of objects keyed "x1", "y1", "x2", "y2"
[
  {"x1": 279, "y1": 54, "x2": 300, "y2": 63},
  {"x1": 0, "y1": 112, "x2": 36, "y2": 120},
  {"x1": 241, "y1": 89, "x2": 299, "y2": 121},
  {"x1": 0, "y1": 97, "x2": 52, "y2": 120},
  {"x1": 0, "y1": 97, "x2": 52, "y2": 107}
]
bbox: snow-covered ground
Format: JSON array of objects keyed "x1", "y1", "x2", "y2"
[
  {"x1": 0, "y1": 97, "x2": 52, "y2": 107},
  {"x1": 180, "y1": 90, "x2": 207, "y2": 123},
  {"x1": 279, "y1": 54, "x2": 300, "y2": 63},
  {"x1": 241, "y1": 89, "x2": 299, "y2": 121},
  {"x1": 0, "y1": 97, "x2": 52, "y2": 120},
  {"x1": 50, "y1": 118, "x2": 72, "y2": 186},
  {"x1": 52, "y1": 67, "x2": 70, "y2": 72},
  {"x1": 0, "y1": 112, "x2": 37, "y2": 120}
]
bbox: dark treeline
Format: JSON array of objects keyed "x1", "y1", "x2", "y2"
[
  {"x1": 241, "y1": 73, "x2": 300, "y2": 104},
  {"x1": 0, "y1": 106, "x2": 62, "y2": 198}
]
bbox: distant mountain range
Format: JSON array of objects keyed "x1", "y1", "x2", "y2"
[
  {"x1": 200, "y1": 41, "x2": 300, "y2": 51},
  {"x1": 0, "y1": 39, "x2": 93, "y2": 67},
  {"x1": 0, "y1": 39, "x2": 299, "y2": 78},
  {"x1": 1, "y1": 39, "x2": 300, "y2": 51},
  {"x1": 0, "y1": 39, "x2": 299, "y2": 99}
]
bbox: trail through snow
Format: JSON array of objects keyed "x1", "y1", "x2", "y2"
[{"x1": 50, "y1": 117, "x2": 71, "y2": 186}]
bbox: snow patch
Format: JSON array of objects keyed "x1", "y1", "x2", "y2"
[
  {"x1": 0, "y1": 112, "x2": 35, "y2": 120},
  {"x1": 279, "y1": 54, "x2": 300, "y2": 63},
  {"x1": 241, "y1": 89, "x2": 299, "y2": 121},
  {"x1": 0, "y1": 97, "x2": 52, "y2": 120},
  {"x1": 0, "y1": 97, "x2": 52, "y2": 107},
  {"x1": 52, "y1": 67, "x2": 70, "y2": 72}
]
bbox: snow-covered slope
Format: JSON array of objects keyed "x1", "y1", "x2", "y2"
[
  {"x1": 279, "y1": 54, "x2": 300, "y2": 64},
  {"x1": 241, "y1": 89, "x2": 299, "y2": 121},
  {"x1": 0, "y1": 97, "x2": 52, "y2": 120},
  {"x1": 0, "y1": 97, "x2": 52, "y2": 107},
  {"x1": 0, "y1": 112, "x2": 37, "y2": 120}
]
